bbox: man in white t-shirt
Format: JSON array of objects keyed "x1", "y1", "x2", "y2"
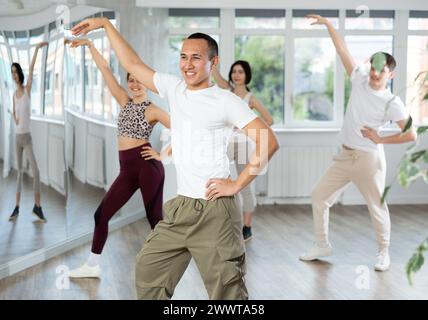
[
  {"x1": 72, "y1": 19, "x2": 279, "y2": 299},
  {"x1": 299, "y1": 15, "x2": 417, "y2": 271}
]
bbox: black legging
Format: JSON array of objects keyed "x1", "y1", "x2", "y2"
[{"x1": 91, "y1": 143, "x2": 164, "y2": 254}]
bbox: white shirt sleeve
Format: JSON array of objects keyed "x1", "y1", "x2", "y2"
[
  {"x1": 385, "y1": 97, "x2": 409, "y2": 123},
  {"x1": 153, "y1": 72, "x2": 181, "y2": 100},
  {"x1": 224, "y1": 93, "x2": 258, "y2": 129},
  {"x1": 350, "y1": 64, "x2": 369, "y2": 84}
]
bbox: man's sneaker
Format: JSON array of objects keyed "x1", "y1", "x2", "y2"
[
  {"x1": 9, "y1": 206, "x2": 19, "y2": 221},
  {"x1": 299, "y1": 243, "x2": 332, "y2": 261},
  {"x1": 374, "y1": 250, "x2": 390, "y2": 271},
  {"x1": 32, "y1": 205, "x2": 47, "y2": 223},
  {"x1": 68, "y1": 263, "x2": 101, "y2": 278},
  {"x1": 243, "y1": 226, "x2": 252, "y2": 242}
]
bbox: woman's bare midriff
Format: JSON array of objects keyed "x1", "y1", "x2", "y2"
[{"x1": 118, "y1": 136, "x2": 149, "y2": 151}]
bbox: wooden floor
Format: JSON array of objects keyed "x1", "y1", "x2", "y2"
[
  {"x1": 0, "y1": 203, "x2": 427, "y2": 299},
  {"x1": 0, "y1": 166, "x2": 67, "y2": 265}
]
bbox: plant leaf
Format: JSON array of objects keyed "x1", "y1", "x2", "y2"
[
  {"x1": 422, "y1": 152, "x2": 428, "y2": 163},
  {"x1": 371, "y1": 52, "x2": 387, "y2": 74},
  {"x1": 406, "y1": 253, "x2": 419, "y2": 285},
  {"x1": 381, "y1": 185, "x2": 391, "y2": 204},
  {"x1": 402, "y1": 116, "x2": 413, "y2": 134},
  {"x1": 418, "y1": 238, "x2": 428, "y2": 251},
  {"x1": 399, "y1": 170, "x2": 409, "y2": 187},
  {"x1": 408, "y1": 166, "x2": 421, "y2": 185},
  {"x1": 417, "y1": 126, "x2": 428, "y2": 135},
  {"x1": 406, "y1": 253, "x2": 424, "y2": 286},
  {"x1": 410, "y1": 150, "x2": 427, "y2": 163}
]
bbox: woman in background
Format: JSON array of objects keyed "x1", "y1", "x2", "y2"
[
  {"x1": 212, "y1": 61, "x2": 273, "y2": 241},
  {"x1": 66, "y1": 38, "x2": 170, "y2": 278},
  {"x1": 10, "y1": 41, "x2": 48, "y2": 223}
]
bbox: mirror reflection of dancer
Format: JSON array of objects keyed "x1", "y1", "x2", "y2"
[
  {"x1": 300, "y1": 15, "x2": 417, "y2": 271},
  {"x1": 66, "y1": 39, "x2": 170, "y2": 278},
  {"x1": 72, "y1": 18, "x2": 279, "y2": 299},
  {"x1": 9, "y1": 42, "x2": 48, "y2": 223},
  {"x1": 212, "y1": 61, "x2": 273, "y2": 242}
]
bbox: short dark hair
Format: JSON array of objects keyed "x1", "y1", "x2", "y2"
[
  {"x1": 228, "y1": 60, "x2": 252, "y2": 91},
  {"x1": 11, "y1": 63, "x2": 24, "y2": 85},
  {"x1": 187, "y1": 33, "x2": 218, "y2": 59},
  {"x1": 370, "y1": 52, "x2": 397, "y2": 72}
]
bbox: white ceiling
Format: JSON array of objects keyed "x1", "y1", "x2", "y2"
[{"x1": 0, "y1": 0, "x2": 56, "y2": 17}]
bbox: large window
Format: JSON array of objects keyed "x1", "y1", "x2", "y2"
[
  {"x1": 407, "y1": 11, "x2": 428, "y2": 124},
  {"x1": 0, "y1": 10, "x2": 118, "y2": 121},
  {"x1": 408, "y1": 11, "x2": 428, "y2": 30},
  {"x1": 84, "y1": 37, "x2": 103, "y2": 117},
  {"x1": 0, "y1": 42, "x2": 13, "y2": 115},
  {"x1": 64, "y1": 39, "x2": 83, "y2": 111},
  {"x1": 29, "y1": 26, "x2": 46, "y2": 115},
  {"x1": 102, "y1": 36, "x2": 119, "y2": 120},
  {"x1": 345, "y1": 10, "x2": 394, "y2": 30},
  {"x1": 44, "y1": 37, "x2": 57, "y2": 116},
  {"x1": 235, "y1": 9, "x2": 285, "y2": 29},
  {"x1": 80, "y1": 11, "x2": 119, "y2": 120},
  {"x1": 236, "y1": 35, "x2": 285, "y2": 124},
  {"x1": 407, "y1": 36, "x2": 428, "y2": 124},
  {"x1": 168, "y1": 8, "x2": 220, "y2": 29},
  {"x1": 293, "y1": 9, "x2": 338, "y2": 29},
  {"x1": 234, "y1": 9, "x2": 285, "y2": 125},
  {"x1": 293, "y1": 38, "x2": 335, "y2": 122},
  {"x1": 167, "y1": 8, "x2": 419, "y2": 127}
]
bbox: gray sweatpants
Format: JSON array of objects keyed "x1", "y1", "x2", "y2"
[{"x1": 15, "y1": 133, "x2": 40, "y2": 194}]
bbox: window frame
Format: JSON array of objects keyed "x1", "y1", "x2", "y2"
[{"x1": 167, "y1": 8, "x2": 420, "y2": 128}]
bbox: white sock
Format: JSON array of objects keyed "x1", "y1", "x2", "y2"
[{"x1": 86, "y1": 252, "x2": 101, "y2": 267}]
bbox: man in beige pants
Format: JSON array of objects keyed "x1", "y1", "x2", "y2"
[
  {"x1": 71, "y1": 18, "x2": 279, "y2": 299},
  {"x1": 300, "y1": 15, "x2": 417, "y2": 271}
]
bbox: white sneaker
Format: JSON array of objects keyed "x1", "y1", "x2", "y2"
[
  {"x1": 299, "y1": 243, "x2": 332, "y2": 261},
  {"x1": 374, "y1": 250, "x2": 390, "y2": 271},
  {"x1": 68, "y1": 263, "x2": 101, "y2": 278}
]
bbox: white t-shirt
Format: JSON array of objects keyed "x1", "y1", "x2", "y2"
[
  {"x1": 14, "y1": 90, "x2": 31, "y2": 134},
  {"x1": 154, "y1": 72, "x2": 258, "y2": 199},
  {"x1": 339, "y1": 64, "x2": 409, "y2": 152}
]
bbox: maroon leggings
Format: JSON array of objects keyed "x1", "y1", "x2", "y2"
[{"x1": 91, "y1": 143, "x2": 164, "y2": 254}]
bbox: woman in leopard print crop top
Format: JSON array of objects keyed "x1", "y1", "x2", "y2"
[
  {"x1": 117, "y1": 99, "x2": 153, "y2": 140},
  {"x1": 66, "y1": 38, "x2": 170, "y2": 279}
]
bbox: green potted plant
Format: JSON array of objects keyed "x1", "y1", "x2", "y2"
[{"x1": 381, "y1": 69, "x2": 428, "y2": 285}]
